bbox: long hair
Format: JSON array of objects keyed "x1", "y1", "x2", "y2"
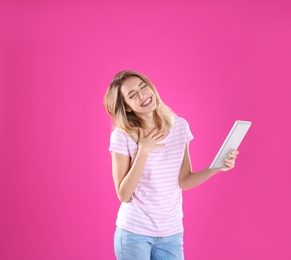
[{"x1": 104, "y1": 70, "x2": 175, "y2": 141}]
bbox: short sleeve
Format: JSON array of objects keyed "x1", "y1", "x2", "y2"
[
  {"x1": 109, "y1": 127, "x2": 130, "y2": 156},
  {"x1": 184, "y1": 119, "x2": 194, "y2": 143}
]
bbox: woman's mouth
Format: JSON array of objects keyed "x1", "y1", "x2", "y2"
[{"x1": 141, "y1": 97, "x2": 152, "y2": 107}]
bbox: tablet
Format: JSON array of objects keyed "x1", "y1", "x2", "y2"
[{"x1": 209, "y1": 120, "x2": 252, "y2": 169}]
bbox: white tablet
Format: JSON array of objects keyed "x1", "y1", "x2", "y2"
[{"x1": 209, "y1": 120, "x2": 252, "y2": 169}]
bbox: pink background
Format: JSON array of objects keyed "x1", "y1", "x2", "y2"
[{"x1": 1, "y1": 0, "x2": 290, "y2": 259}]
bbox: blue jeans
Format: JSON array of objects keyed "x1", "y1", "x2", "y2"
[{"x1": 114, "y1": 227, "x2": 184, "y2": 260}]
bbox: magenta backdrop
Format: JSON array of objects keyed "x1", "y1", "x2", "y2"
[{"x1": 1, "y1": 1, "x2": 291, "y2": 259}]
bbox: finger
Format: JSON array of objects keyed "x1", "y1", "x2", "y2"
[
  {"x1": 231, "y1": 150, "x2": 239, "y2": 155},
  {"x1": 156, "y1": 144, "x2": 166, "y2": 149},
  {"x1": 225, "y1": 159, "x2": 235, "y2": 168},
  {"x1": 137, "y1": 128, "x2": 140, "y2": 140},
  {"x1": 229, "y1": 151, "x2": 239, "y2": 159},
  {"x1": 149, "y1": 127, "x2": 159, "y2": 135},
  {"x1": 151, "y1": 131, "x2": 160, "y2": 138},
  {"x1": 151, "y1": 130, "x2": 164, "y2": 138},
  {"x1": 153, "y1": 132, "x2": 166, "y2": 140},
  {"x1": 224, "y1": 163, "x2": 233, "y2": 168},
  {"x1": 138, "y1": 127, "x2": 143, "y2": 138},
  {"x1": 228, "y1": 154, "x2": 237, "y2": 159}
]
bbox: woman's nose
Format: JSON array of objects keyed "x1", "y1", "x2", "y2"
[{"x1": 138, "y1": 92, "x2": 143, "y2": 99}]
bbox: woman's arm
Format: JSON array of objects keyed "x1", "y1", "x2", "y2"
[
  {"x1": 179, "y1": 143, "x2": 239, "y2": 190},
  {"x1": 112, "y1": 149, "x2": 149, "y2": 203},
  {"x1": 112, "y1": 128, "x2": 166, "y2": 202}
]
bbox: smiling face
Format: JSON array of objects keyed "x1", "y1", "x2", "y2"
[{"x1": 121, "y1": 76, "x2": 157, "y2": 117}]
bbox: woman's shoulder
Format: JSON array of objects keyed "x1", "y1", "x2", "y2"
[
  {"x1": 111, "y1": 126, "x2": 128, "y2": 137},
  {"x1": 111, "y1": 126, "x2": 137, "y2": 143},
  {"x1": 172, "y1": 116, "x2": 192, "y2": 132},
  {"x1": 173, "y1": 115, "x2": 189, "y2": 125},
  {"x1": 110, "y1": 126, "x2": 126, "y2": 140}
]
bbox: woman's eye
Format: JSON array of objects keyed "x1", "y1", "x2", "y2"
[
  {"x1": 141, "y1": 84, "x2": 147, "y2": 89},
  {"x1": 129, "y1": 93, "x2": 136, "y2": 99}
]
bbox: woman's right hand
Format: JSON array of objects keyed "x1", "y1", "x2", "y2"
[{"x1": 137, "y1": 128, "x2": 166, "y2": 154}]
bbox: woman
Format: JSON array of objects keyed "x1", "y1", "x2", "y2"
[{"x1": 104, "y1": 70, "x2": 238, "y2": 260}]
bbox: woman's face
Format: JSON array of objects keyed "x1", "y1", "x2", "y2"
[{"x1": 121, "y1": 76, "x2": 157, "y2": 116}]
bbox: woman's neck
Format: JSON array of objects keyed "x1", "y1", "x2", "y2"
[{"x1": 139, "y1": 113, "x2": 157, "y2": 131}]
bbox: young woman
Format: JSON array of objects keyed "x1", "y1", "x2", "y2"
[{"x1": 104, "y1": 70, "x2": 238, "y2": 260}]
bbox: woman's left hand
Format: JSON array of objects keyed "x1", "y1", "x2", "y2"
[{"x1": 219, "y1": 150, "x2": 239, "y2": 172}]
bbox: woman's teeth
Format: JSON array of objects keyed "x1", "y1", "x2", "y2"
[{"x1": 142, "y1": 98, "x2": 152, "y2": 107}]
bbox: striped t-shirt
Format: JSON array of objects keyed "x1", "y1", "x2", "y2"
[{"x1": 109, "y1": 116, "x2": 194, "y2": 237}]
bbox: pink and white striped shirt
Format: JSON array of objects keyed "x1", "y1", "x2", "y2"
[{"x1": 109, "y1": 116, "x2": 194, "y2": 236}]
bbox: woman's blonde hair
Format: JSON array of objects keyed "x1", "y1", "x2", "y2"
[{"x1": 104, "y1": 70, "x2": 175, "y2": 141}]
